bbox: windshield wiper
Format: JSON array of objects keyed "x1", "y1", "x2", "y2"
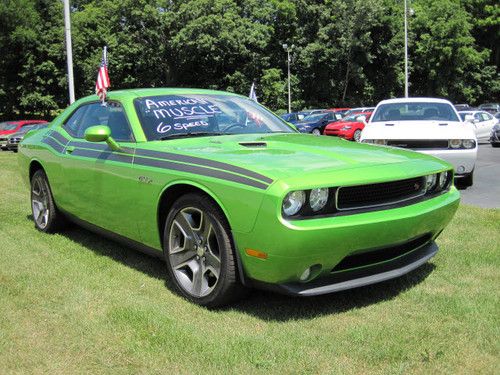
[{"x1": 159, "y1": 132, "x2": 226, "y2": 140}]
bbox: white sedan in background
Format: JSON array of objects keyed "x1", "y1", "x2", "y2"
[
  {"x1": 458, "y1": 110, "x2": 498, "y2": 143},
  {"x1": 361, "y1": 98, "x2": 477, "y2": 188}
]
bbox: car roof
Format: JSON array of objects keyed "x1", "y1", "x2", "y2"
[
  {"x1": 79, "y1": 88, "x2": 242, "y2": 103},
  {"x1": 376, "y1": 97, "x2": 453, "y2": 105}
]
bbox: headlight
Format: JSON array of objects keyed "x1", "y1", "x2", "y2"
[
  {"x1": 282, "y1": 190, "x2": 306, "y2": 216},
  {"x1": 449, "y1": 139, "x2": 461, "y2": 149},
  {"x1": 425, "y1": 174, "x2": 437, "y2": 191},
  {"x1": 309, "y1": 188, "x2": 329, "y2": 212},
  {"x1": 462, "y1": 139, "x2": 475, "y2": 149},
  {"x1": 438, "y1": 171, "x2": 448, "y2": 189}
]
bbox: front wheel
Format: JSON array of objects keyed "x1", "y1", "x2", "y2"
[{"x1": 163, "y1": 193, "x2": 246, "y2": 307}]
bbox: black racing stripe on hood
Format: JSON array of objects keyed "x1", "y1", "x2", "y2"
[{"x1": 135, "y1": 148, "x2": 274, "y2": 184}]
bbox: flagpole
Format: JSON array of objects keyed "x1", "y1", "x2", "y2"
[{"x1": 63, "y1": 0, "x2": 75, "y2": 104}]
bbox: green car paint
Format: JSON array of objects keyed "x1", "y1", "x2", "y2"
[{"x1": 19, "y1": 88, "x2": 460, "y2": 297}]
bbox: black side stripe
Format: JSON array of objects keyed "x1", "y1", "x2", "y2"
[
  {"x1": 71, "y1": 148, "x2": 134, "y2": 163},
  {"x1": 134, "y1": 156, "x2": 269, "y2": 190},
  {"x1": 69, "y1": 141, "x2": 134, "y2": 154},
  {"x1": 41, "y1": 131, "x2": 272, "y2": 190},
  {"x1": 135, "y1": 149, "x2": 274, "y2": 184},
  {"x1": 49, "y1": 131, "x2": 70, "y2": 145},
  {"x1": 43, "y1": 137, "x2": 65, "y2": 153}
]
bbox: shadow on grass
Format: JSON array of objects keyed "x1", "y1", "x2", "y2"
[
  {"x1": 231, "y1": 263, "x2": 435, "y2": 321},
  {"x1": 27, "y1": 214, "x2": 436, "y2": 321}
]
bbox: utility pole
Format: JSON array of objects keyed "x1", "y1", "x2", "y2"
[
  {"x1": 404, "y1": 0, "x2": 409, "y2": 98},
  {"x1": 283, "y1": 44, "x2": 294, "y2": 113},
  {"x1": 63, "y1": 0, "x2": 75, "y2": 104}
]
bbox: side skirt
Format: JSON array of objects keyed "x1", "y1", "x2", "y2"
[{"x1": 60, "y1": 209, "x2": 164, "y2": 260}]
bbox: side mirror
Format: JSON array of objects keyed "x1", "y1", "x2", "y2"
[{"x1": 84, "y1": 125, "x2": 121, "y2": 151}]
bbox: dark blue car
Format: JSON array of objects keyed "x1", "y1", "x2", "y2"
[
  {"x1": 280, "y1": 112, "x2": 304, "y2": 124},
  {"x1": 295, "y1": 112, "x2": 338, "y2": 135}
]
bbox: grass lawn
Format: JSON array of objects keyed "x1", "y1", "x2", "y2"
[{"x1": 0, "y1": 151, "x2": 499, "y2": 374}]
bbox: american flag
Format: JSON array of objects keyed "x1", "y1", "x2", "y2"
[{"x1": 95, "y1": 46, "x2": 110, "y2": 102}]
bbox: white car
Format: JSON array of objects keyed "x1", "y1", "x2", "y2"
[
  {"x1": 458, "y1": 110, "x2": 498, "y2": 143},
  {"x1": 361, "y1": 98, "x2": 477, "y2": 188}
]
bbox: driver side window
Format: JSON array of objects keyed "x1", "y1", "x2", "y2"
[{"x1": 64, "y1": 102, "x2": 133, "y2": 142}]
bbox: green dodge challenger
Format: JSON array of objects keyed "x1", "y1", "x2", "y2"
[{"x1": 18, "y1": 88, "x2": 460, "y2": 306}]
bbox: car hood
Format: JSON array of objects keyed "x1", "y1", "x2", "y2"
[
  {"x1": 362, "y1": 120, "x2": 476, "y2": 140},
  {"x1": 141, "y1": 133, "x2": 444, "y2": 182}
]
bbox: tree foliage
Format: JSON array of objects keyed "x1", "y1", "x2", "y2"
[{"x1": 0, "y1": 0, "x2": 498, "y2": 118}]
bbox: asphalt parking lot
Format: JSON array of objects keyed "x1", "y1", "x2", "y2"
[{"x1": 459, "y1": 144, "x2": 500, "y2": 209}]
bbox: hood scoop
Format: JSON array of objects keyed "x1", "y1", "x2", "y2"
[{"x1": 239, "y1": 141, "x2": 267, "y2": 148}]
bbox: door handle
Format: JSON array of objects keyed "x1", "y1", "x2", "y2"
[{"x1": 65, "y1": 145, "x2": 75, "y2": 154}]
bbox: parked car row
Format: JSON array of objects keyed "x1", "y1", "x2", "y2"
[{"x1": 0, "y1": 120, "x2": 48, "y2": 152}]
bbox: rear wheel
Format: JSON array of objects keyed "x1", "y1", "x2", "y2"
[
  {"x1": 353, "y1": 129, "x2": 362, "y2": 142},
  {"x1": 30, "y1": 169, "x2": 66, "y2": 232},
  {"x1": 163, "y1": 193, "x2": 246, "y2": 307},
  {"x1": 311, "y1": 128, "x2": 321, "y2": 136}
]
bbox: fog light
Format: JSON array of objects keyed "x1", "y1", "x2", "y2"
[
  {"x1": 457, "y1": 165, "x2": 465, "y2": 173},
  {"x1": 300, "y1": 268, "x2": 311, "y2": 281}
]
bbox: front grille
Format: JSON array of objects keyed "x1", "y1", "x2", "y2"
[
  {"x1": 386, "y1": 139, "x2": 449, "y2": 149},
  {"x1": 331, "y1": 234, "x2": 432, "y2": 273},
  {"x1": 336, "y1": 176, "x2": 425, "y2": 211}
]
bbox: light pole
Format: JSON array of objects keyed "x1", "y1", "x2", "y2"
[
  {"x1": 404, "y1": 0, "x2": 409, "y2": 98},
  {"x1": 282, "y1": 43, "x2": 294, "y2": 113},
  {"x1": 63, "y1": 0, "x2": 75, "y2": 104},
  {"x1": 404, "y1": 0, "x2": 414, "y2": 98}
]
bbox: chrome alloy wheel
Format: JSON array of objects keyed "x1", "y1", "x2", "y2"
[
  {"x1": 168, "y1": 207, "x2": 221, "y2": 297},
  {"x1": 31, "y1": 176, "x2": 50, "y2": 230}
]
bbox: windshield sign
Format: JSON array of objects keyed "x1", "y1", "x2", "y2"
[
  {"x1": 134, "y1": 94, "x2": 294, "y2": 140},
  {"x1": 372, "y1": 102, "x2": 459, "y2": 122}
]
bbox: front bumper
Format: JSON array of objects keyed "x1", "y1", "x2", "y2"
[
  {"x1": 234, "y1": 187, "x2": 459, "y2": 285},
  {"x1": 417, "y1": 148, "x2": 476, "y2": 176},
  {"x1": 251, "y1": 240, "x2": 437, "y2": 296}
]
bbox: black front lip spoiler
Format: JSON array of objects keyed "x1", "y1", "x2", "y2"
[{"x1": 250, "y1": 241, "x2": 438, "y2": 297}]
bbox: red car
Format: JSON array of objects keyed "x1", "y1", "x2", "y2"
[
  {"x1": 0, "y1": 120, "x2": 48, "y2": 150},
  {"x1": 324, "y1": 112, "x2": 372, "y2": 142}
]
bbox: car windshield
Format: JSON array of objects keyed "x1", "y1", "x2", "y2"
[
  {"x1": 371, "y1": 102, "x2": 459, "y2": 122},
  {"x1": 0, "y1": 122, "x2": 18, "y2": 131},
  {"x1": 302, "y1": 113, "x2": 326, "y2": 122},
  {"x1": 134, "y1": 94, "x2": 294, "y2": 140}
]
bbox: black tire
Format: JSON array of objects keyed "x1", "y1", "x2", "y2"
[
  {"x1": 30, "y1": 169, "x2": 66, "y2": 233},
  {"x1": 163, "y1": 193, "x2": 246, "y2": 307},
  {"x1": 311, "y1": 128, "x2": 321, "y2": 136},
  {"x1": 492, "y1": 142, "x2": 500, "y2": 148},
  {"x1": 455, "y1": 171, "x2": 474, "y2": 189}
]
